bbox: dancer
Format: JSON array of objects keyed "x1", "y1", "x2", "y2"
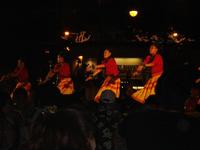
[
  {"x1": 131, "y1": 43, "x2": 164, "y2": 104},
  {"x1": 85, "y1": 48, "x2": 120, "y2": 103},
  {"x1": 40, "y1": 52, "x2": 74, "y2": 95},
  {"x1": 0, "y1": 58, "x2": 31, "y2": 97}
]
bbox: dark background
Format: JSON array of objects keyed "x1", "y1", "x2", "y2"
[
  {"x1": 1, "y1": 0, "x2": 199, "y2": 44},
  {"x1": 0, "y1": 0, "x2": 199, "y2": 114},
  {"x1": 0, "y1": 0, "x2": 199, "y2": 75}
]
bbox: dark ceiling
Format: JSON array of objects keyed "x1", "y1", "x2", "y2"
[
  {"x1": 0, "y1": 0, "x2": 199, "y2": 76},
  {"x1": 0, "y1": 0, "x2": 199, "y2": 45}
]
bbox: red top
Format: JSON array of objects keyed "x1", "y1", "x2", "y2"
[
  {"x1": 102, "y1": 58, "x2": 119, "y2": 76},
  {"x1": 13, "y1": 67, "x2": 29, "y2": 82},
  {"x1": 143, "y1": 54, "x2": 163, "y2": 75},
  {"x1": 54, "y1": 63, "x2": 71, "y2": 80}
]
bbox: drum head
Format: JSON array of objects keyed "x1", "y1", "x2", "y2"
[{"x1": 100, "y1": 90, "x2": 115, "y2": 103}]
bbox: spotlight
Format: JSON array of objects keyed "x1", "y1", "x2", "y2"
[{"x1": 129, "y1": 10, "x2": 138, "y2": 17}]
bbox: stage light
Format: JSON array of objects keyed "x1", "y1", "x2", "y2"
[
  {"x1": 129, "y1": 10, "x2": 138, "y2": 17},
  {"x1": 65, "y1": 47, "x2": 70, "y2": 51},
  {"x1": 132, "y1": 86, "x2": 144, "y2": 90},
  {"x1": 172, "y1": 32, "x2": 178, "y2": 37},
  {"x1": 64, "y1": 31, "x2": 70, "y2": 36},
  {"x1": 78, "y1": 55, "x2": 83, "y2": 61}
]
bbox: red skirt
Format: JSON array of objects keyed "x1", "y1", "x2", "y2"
[
  {"x1": 57, "y1": 78, "x2": 74, "y2": 95},
  {"x1": 131, "y1": 73, "x2": 162, "y2": 104}
]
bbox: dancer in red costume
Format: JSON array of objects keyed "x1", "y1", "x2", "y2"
[
  {"x1": 131, "y1": 43, "x2": 164, "y2": 104},
  {"x1": 41, "y1": 52, "x2": 74, "y2": 95},
  {"x1": 85, "y1": 49, "x2": 120, "y2": 103}
]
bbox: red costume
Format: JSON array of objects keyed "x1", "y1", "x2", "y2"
[
  {"x1": 95, "y1": 57, "x2": 120, "y2": 102},
  {"x1": 131, "y1": 54, "x2": 164, "y2": 104},
  {"x1": 53, "y1": 63, "x2": 71, "y2": 81},
  {"x1": 143, "y1": 54, "x2": 163, "y2": 76},
  {"x1": 13, "y1": 67, "x2": 29, "y2": 82},
  {"x1": 53, "y1": 63, "x2": 74, "y2": 95},
  {"x1": 102, "y1": 58, "x2": 119, "y2": 76},
  {"x1": 11, "y1": 66, "x2": 31, "y2": 98}
]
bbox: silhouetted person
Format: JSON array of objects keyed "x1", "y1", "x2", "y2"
[{"x1": 22, "y1": 107, "x2": 96, "y2": 150}]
